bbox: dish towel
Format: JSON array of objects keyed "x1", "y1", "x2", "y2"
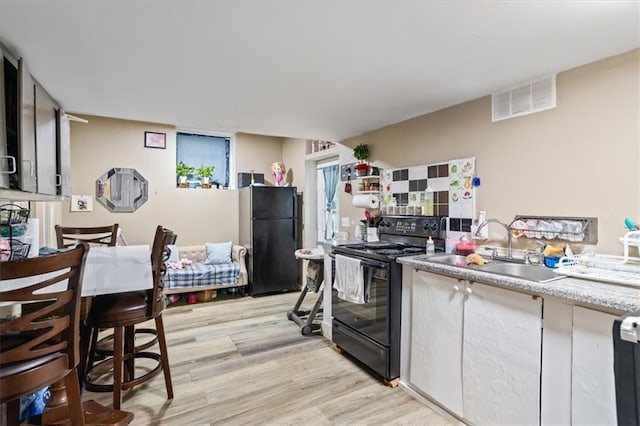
[{"x1": 333, "y1": 254, "x2": 365, "y2": 304}]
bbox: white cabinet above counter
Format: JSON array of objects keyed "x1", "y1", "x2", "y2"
[{"x1": 1, "y1": 43, "x2": 71, "y2": 201}]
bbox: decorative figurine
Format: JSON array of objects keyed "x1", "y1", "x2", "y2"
[{"x1": 271, "y1": 162, "x2": 288, "y2": 187}]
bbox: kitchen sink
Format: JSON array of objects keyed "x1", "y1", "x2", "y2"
[
  {"x1": 423, "y1": 254, "x2": 471, "y2": 266},
  {"x1": 422, "y1": 254, "x2": 564, "y2": 283},
  {"x1": 480, "y1": 262, "x2": 564, "y2": 283}
]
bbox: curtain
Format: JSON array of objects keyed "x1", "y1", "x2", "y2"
[{"x1": 323, "y1": 165, "x2": 339, "y2": 240}]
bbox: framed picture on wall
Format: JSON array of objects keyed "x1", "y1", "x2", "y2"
[
  {"x1": 144, "y1": 131, "x2": 166, "y2": 149},
  {"x1": 70, "y1": 195, "x2": 93, "y2": 212}
]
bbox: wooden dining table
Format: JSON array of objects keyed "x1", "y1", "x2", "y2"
[{"x1": 1, "y1": 245, "x2": 153, "y2": 425}]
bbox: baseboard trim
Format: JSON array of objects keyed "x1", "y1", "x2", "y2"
[{"x1": 399, "y1": 381, "x2": 466, "y2": 425}]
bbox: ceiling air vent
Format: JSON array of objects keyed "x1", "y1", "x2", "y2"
[{"x1": 492, "y1": 75, "x2": 556, "y2": 122}]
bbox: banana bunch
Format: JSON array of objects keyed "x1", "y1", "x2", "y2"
[{"x1": 543, "y1": 244, "x2": 564, "y2": 257}]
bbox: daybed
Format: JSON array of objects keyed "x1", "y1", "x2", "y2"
[{"x1": 163, "y1": 244, "x2": 248, "y2": 298}]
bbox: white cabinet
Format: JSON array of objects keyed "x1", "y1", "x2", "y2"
[
  {"x1": 407, "y1": 268, "x2": 620, "y2": 425},
  {"x1": 542, "y1": 302, "x2": 618, "y2": 425},
  {"x1": 19, "y1": 59, "x2": 37, "y2": 193},
  {"x1": 0, "y1": 45, "x2": 8, "y2": 189},
  {"x1": 410, "y1": 272, "x2": 464, "y2": 416},
  {"x1": 462, "y1": 282, "x2": 542, "y2": 425},
  {"x1": 34, "y1": 82, "x2": 58, "y2": 195},
  {"x1": 540, "y1": 298, "x2": 573, "y2": 425},
  {"x1": 1, "y1": 43, "x2": 69, "y2": 199},
  {"x1": 408, "y1": 271, "x2": 542, "y2": 425},
  {"x1": 571, "y1": 306, "x2": 617, "y2": 425},
  {"x1": 57, "y1": 110, "x2": 71, "y2": 197}
]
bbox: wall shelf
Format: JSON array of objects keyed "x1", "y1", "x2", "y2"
[{"x1": 305, "y1": 146, "x2": 338, "y2": 161}]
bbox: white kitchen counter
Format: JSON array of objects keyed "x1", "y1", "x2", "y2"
[{"x1": 398, "y1": 254, "x2": 640, "y2": 314}]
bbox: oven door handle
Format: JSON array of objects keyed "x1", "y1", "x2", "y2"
[{"x1": 329, "y1": 253, "x2": 388, "y2": 269}]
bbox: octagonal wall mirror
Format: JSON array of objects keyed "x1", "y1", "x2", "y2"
[{"x1": 96, "y1": 168, "x2": 148, "y2": 212}]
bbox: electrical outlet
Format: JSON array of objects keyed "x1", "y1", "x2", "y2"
[{"x1": 341, "y1": 217, "x2": 350, "y2": 227}]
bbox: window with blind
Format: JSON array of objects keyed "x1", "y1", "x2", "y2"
[{"x1": 176, "y1": 132, "x2": 230, "y2": 188}]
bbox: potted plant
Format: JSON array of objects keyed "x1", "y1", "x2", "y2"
[
  {"x1": 176, "y1": 161, "x2": 194, "y2": 185},
  {"x1": 195, "y1": 164, "x2": 215, "y2": 186},
  {"x1": 353, "y1": 143, "x2": 370, "y2": 176}
]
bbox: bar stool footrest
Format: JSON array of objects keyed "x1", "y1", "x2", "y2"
[{"x1": 85, "y1": 351, "x2": 163, "y2": 393}]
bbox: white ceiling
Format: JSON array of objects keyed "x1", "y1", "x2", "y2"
[{"x1": 0, "y1": 1, "x2": 638, "y2": 142}]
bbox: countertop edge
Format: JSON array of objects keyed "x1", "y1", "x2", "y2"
[{"x1": 398, "y1": 255, "x2": 640, "y2": 314}]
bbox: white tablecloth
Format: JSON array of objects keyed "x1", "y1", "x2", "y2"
[{"x1": 0, "y1": 245, "x2": 153, "y2": 298}]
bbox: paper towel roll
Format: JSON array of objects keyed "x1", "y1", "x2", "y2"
[{"x1": 352, "y1": 194, "x2": 380, "y2": 209}]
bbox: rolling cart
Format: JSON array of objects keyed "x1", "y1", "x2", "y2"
[{"x1": 287, "y1": 248, "x2": 324, "y2": 335}]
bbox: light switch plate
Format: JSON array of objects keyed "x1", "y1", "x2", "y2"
[{"x1": 341, "y1": 217, "x2": 350, "y2": 227}]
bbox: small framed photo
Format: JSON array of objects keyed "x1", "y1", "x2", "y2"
[
  {"x1": 70, "y1": 195, "x2": 93, "y2": 212},
  {"x1": 144, "y1": 131, "x2": 166, "y2": 149}
]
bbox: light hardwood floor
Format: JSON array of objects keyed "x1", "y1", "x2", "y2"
[{"x1": 82, "y1": 292, "x2": 453, "y2": 425}]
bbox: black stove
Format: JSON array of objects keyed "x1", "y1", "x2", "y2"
[
  {"x1": 333, "y1": 215, "x2": 445, "y2": 261},
  {"x1": 331, "y1": 215, "x2": 446, "y2": 383},
  {"x1": 335, "y1": 242, "x2": 433, "y2": 261}
]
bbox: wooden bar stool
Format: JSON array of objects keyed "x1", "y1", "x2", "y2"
[
  {"x1": 0, "y1": 244, "x2": 89, "y2": 426},
  {"x1": 55, "y1": 224, "x2": 120, "y2": 380},
  {"x1": 55, "y1": 224, "x2": 119, "y2": 248},
  {"x1": 84, "y1": 226, "x2": 175, "y2": 409}
]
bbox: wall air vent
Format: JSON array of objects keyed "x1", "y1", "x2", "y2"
[{"x1": 491, "y1": 74, "x2": 556, "y2": 122}]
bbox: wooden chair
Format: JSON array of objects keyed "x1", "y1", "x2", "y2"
[
  {"x1": 54, "y1": 224, "x2": 119, "y2": 381},
  {"x1": 84, "y1": 226, "x2": 175, "y2": 409},
  {"x1": 0, "y1": 244, "x2": 89, "y2": 426},
  {"x1": 55, "y1": 224, "x2": 119, "y2": 248}
]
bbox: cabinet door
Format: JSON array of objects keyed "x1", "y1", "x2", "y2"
[
  {"x1": 410, "y1": 271, "x2": 464, "y2": 417},
  {"x1": 540, "y1": 298, "x2": 573, "y2": 425},
  {"x1": 0, "y1": 47, "x2": 8, "y2": 189},
  {"x1": 571, "y1": 306, "x2": 617, "y2": 425},
  {"x1": 34, "y1": 83, "x2": 58, "y2": 195},
  {"x1": 18, "y1": 60, "x2": 36, "y2": 193},
  {"x1": 462, "y1": 282, "x2": 542, "y2": 425},
  {"x1": 57, "y1": 110, "x2": 71, "y2": 196}
]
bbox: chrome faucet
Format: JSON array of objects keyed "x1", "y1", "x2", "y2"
[{"x1": 474, "y1": 219, "x2": 513, "y2": 258}]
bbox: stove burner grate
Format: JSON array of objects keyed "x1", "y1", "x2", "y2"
[{"x1": 402, "y1": 247, "x2": 425, "y2": 254}]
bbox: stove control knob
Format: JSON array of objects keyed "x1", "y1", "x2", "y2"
[{"x1": 430, "y1": 223, "x2": 438, "y2": 231}]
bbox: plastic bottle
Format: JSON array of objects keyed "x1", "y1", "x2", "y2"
[{"x1": 426, "y1": 236, "x2": 435, "y2": 255}]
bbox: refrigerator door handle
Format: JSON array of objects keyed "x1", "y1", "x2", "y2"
[
  {"x1": 293, "y1": 218, "x2": 297, "y2": 243},
  {"x1": 292, "y1": 192, "x2": 298, "y2": 242},
  {"x1": 292, "y1": 191, "x2": 298, "y2": 218}
]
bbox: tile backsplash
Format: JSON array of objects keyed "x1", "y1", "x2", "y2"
[{"x1": 381, "y1": 157, "x2": 476, "y2": 233}]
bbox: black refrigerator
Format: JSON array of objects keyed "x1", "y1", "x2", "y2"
[{"x1": 239, "y1": 186, "x2": 301, "y2": 295}]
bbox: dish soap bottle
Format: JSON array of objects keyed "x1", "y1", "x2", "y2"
[{"x1": 426, "y1": 236, "x2": 435, "y2": 255}]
